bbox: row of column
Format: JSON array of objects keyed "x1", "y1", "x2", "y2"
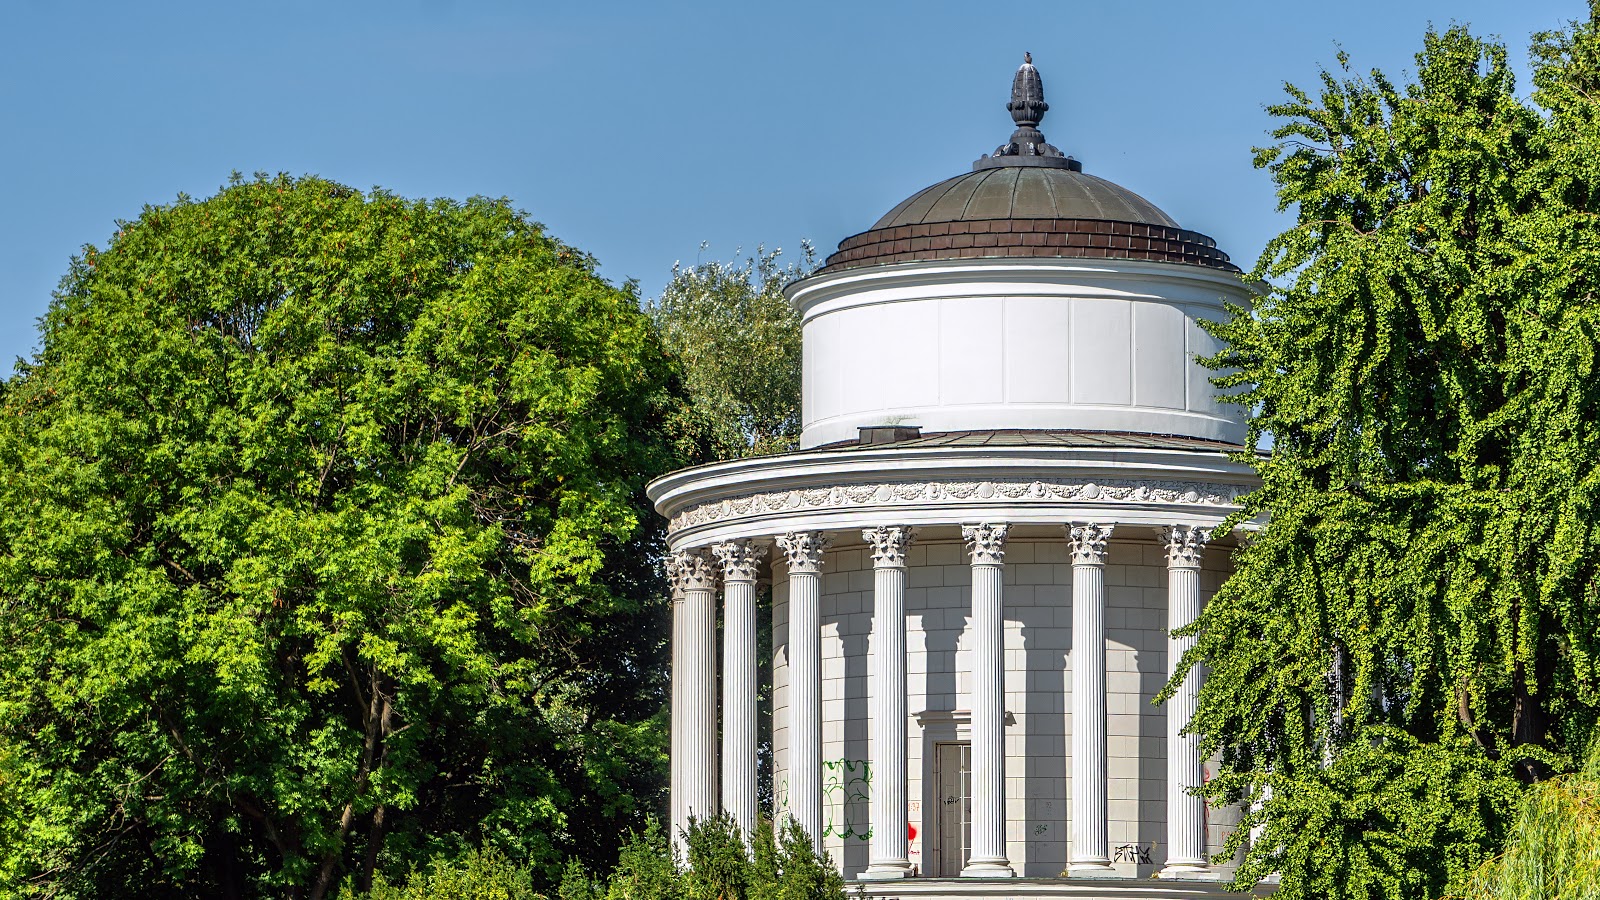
[{"x1": 668, "y1": 522, "x2": 1215, "y2": 879}]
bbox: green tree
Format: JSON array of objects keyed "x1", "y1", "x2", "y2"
[
  {"x1": 649, "y1": 245, "x2": 812, "y2": 460},
  {"x1": 646, "y1": 243, "x2": 813, "y2": 814},
  {"x1": 0, "y1": 174, "x2": 687, "y2": 898},
  {"x1": 1191, "y1": 10, "x2": 1600, "y2": 900},
  {"x1": 1459, "y1": 737, "x2": 1600, "y2": 900}
]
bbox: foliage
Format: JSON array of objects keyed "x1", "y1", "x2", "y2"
[
  {"x1": 1190, "y1": 8, "x2": 1600, "y2": 900},
  {"x1": 682, "y1": 814, "x2": 748, "y2": 900},
  {"x1": 645, "y1": 242, "x2": 811, "y2": 811},
  {"x1": 760, "y1": 819, "x2": 844, "y2": 900},
  {"x1": 1458, "y1": 737, "x2": 1600, "y2": 900},
  {"x1": 557, "y1": 816, "x2": 841, "y2": 900},
  {"x1": 648, "y1": 245, "x2": 813, "y2": 459},
  {"x1": 0, "y1": 174, "x2": 688, "y2": 898},
  {"x1": 596, "y1": 819, "x2": 681, "y2": 900},
  {"x1": 349, "y1": 847, "x2": 541, "y2": 900}
]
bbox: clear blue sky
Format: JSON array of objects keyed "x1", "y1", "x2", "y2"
[{"x1": 0, "y1": 1, "x2": 1580, "y2": 374}]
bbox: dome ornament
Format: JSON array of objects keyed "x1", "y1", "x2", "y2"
[{"x1": 974, "y1": 53, "x2": 1082, "y2": 172}]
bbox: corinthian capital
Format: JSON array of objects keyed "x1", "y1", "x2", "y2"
[
  {"x1": 863, "y1": 526, "x2": 915, "y2": 568},
  {"x1": 774, "y1": 531, "x2": 830, "y2": 575},
  {"x1": 1066, "y1": 523, "x2": 1114, "y2": 565},
  {"x1": 667, "y1": 547, "x2": 719, "y2": 594},
  {"x1": 712, "y1": 538, "x2": 770, "y2": 583},
  {"x1": 962, "y1": 523, "x2": 1009, "y2": 565},
  {"x1": 1160, "y1": 525, "x2": 1212, "y2": 569}
]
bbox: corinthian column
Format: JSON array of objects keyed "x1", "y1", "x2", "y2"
[
  {"x1": 961, "y1": 523, "x2": 1014, "y2": 877},
  {"x1": 1067, "y1": 523, "x2": 1115, "y2": 873},
  {"x1": 1159, "y1": 525, "x2": 1212, "y2": 878},
  {"x1": 775, "y1": 531, "x2": 830, "y2": 850},
  {"x1": 862, "y1": 526, "x2": 914, "y2": 880},
  {"x1": 674, "y1": 548, "x2": 720, "y2": 829},
  {"x1": 714, "y1": 538, "x2": 768, "y2": 839}
]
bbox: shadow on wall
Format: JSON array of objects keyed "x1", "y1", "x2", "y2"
[
  {"x1": 916, "y1": 545, "x2": 968, "y2": 878},
  {"x1": 771, "y1": 571, "x2": 790, "y2": 822},
  {"x1": 1107, "y1": 557, "x2": 1167, "y2": 877},
  {"x1": 831, "y1": 594, "x2": 873, "y2": 875},
  {"x1": 1019, "y1": 596, "x2": 1068, "y2": 876}
]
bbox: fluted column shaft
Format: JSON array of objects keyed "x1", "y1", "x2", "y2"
[
  {"x1": 714, "y1": 539, "x2": 767, "y2": 839},
  {"x1": 776, "y1": 531, "x2": 830, "y2": 851},
  {"x1": 1161, "y1": 526, "x2": 1212, "y2": 876},
  {"x1": 962, "y1": 524, "x2": 1014, "y2": 877},
  {"x1": 1068, "y1": 524, "x2": 1115, "y2": 873},
  {"x1": 669, "y1": 559, "x2": 687, "y2": 859},
  {"x1": 679, "y1": 551, "x2": 720, "y2": 829},
  {"x1": 863, "y1": 527, "x2": 914, "y2": 880}
]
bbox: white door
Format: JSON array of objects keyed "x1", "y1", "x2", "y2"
[{"x1": 933, "y1": 742, "x2": 971, "y2": 876}]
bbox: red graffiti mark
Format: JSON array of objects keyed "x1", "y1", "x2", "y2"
[{"x1": 907, "y1": 824, "x2": 918, "y2": 841}]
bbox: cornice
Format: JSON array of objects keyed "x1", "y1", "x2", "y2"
[
  {"x1": 651, "y1": 444, "x2": 1259, "y2": 549},
  {"x1": 785, "y1": 257, "x2": 1259, "y2": 322}
]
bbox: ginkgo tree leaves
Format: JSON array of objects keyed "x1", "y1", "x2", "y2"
[{"x1": 1192, "y1": 11, "x2": 1600, "y2": 900}]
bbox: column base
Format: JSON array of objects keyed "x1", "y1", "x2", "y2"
[
  {"x1": 859, "y1": 862, "x2": 913, "y2": 881},
  {"x1": 1159, "y1": 863, "x2": 1223, "y2": 880},
  {"x1": 960, "y1": 859, "x2": 1016, "y2": 878},
  {"x1": 1068, "y1": 861, "x2": 1117, "y2": 876}
]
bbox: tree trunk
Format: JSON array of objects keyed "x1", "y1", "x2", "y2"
[
  {"x1": 1511, "y1": 656, "x2": 1547, "y2": 782},
  {"x1": 362, "y1": 803, "x2": 388, "y2": 893},
  {"x1": 308, "y1": 671, "x2": 388, "y2": 900}
]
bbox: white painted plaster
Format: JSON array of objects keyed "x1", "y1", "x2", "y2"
[{"x1": 785, "y1": 259, "x2": 1255, "y2": 449}]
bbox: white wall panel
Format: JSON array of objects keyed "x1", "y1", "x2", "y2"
[
  {"x1": 1071, "y1": 299, "x2": 1133, "y2": 406},
  {"x1": 1133, "y1": 302, "x2": 1186, "y2": 410},
  {"x1": 1004, "y1": 296, "x2": 1072, "y2": 403}
]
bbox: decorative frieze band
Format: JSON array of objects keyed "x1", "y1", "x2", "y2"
[
  {"x1": 863, "y1": 526, "x2": 915, "y2": 568},
  {"x1": 666, "y1": 477, "x2": 1244, "y2": 534}
]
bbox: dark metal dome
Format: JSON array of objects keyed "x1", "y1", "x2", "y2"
[
  {"x1": 870, "y1": 167, "x2": 1178, "y2": 230},
  {"x1": 818, "y1": 55, "x2": 1237, "y2": 275}
]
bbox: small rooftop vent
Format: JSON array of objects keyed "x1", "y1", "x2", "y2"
[{"x1": 858, "y1": 425, "x2": 922, "y2": 446}]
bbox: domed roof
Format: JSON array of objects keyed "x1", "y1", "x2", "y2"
[
  {"x1": 871, "y1": 166, "x2": 1178, "y2": 231},
  {"x1": 819, "y1": 55, "x2": 1236, "y2": 275}
]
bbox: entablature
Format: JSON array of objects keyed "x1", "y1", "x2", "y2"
[{"x1": 648, "y1": 442, "x2": 1259, "y2": 551}]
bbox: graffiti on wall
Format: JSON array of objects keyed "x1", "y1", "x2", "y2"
[
  {"x1": 770, "y1": 760, "x2": 873, "y2": 842},
  {"x1": 1113, "y1": 843, "x2": 1156, "y2": 865},
  {"x1": 822, "y1": 759, "x2": 872, "y2": 841}
]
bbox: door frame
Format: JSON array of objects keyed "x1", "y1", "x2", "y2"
[{"x1": 916, "y1": 710, "x2": 973, "y2": 877}]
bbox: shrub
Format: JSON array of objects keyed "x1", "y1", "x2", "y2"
[
  {"x1": 347, "y1": 847, "x2": 541, "y2": 900},
  {"x1": 604, "y1": 819, "x2": 682, "y2": 900},
  {"x1": 589, "y1": 815, "x2": 841, "y2": 900}
]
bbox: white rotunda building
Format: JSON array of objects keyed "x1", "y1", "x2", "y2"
[{"x1": 650, "y1": 57, "x2": 1265, "y2": 895}]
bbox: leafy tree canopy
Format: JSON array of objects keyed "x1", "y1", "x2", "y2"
[
  {"x1": 648, "y1": 245, "x2": 812, "y2": 459},
  {"x1": 0, "y1": 174, "x2": 687, "y2": 899},
  {"x1": 1193, "y1": 7, "x2": 1600, "y2": 900}
]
